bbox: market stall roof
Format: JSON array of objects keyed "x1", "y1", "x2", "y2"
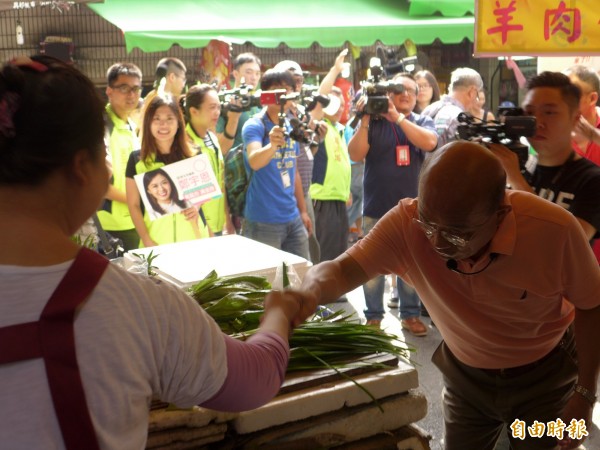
[
  {"x1": 0, "y1": 0, "x2": 102, "y2": 11},
  {"x1": 408, "y1": 0, "x2": 474, "y2": 17},
  {"x1": 90, "y1": 0, "x2": 475, "y2": 53}
]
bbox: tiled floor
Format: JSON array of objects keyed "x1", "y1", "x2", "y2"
[{"x1": 326, "y1": 284, "x2": 600, "y2": 450}]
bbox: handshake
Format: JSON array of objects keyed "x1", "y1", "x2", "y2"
[{"x1": 263, "y1": 289, "x2": 319, "y2": 333}]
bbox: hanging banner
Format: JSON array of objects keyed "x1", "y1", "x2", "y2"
[
  {"x1": 475, "y1": 0, "x2": 600, "y2": 56},
  {"x1": 198, "y1": 39, "x2": 232, "y2": 88}
]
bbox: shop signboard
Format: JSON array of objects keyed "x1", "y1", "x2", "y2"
[{"x1": 475, "y1": 0, "x2": 600, "y2": 56}]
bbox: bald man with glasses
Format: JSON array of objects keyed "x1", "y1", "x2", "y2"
[{"x1": 275, "y1": 140, "x2": 600, "y2": 450}]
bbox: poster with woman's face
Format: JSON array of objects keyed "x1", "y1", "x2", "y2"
[{"x1": 134, "y1": 154, "x2": 222, "y2": 220}]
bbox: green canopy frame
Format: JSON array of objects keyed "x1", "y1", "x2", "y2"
[{"x1": 90, "y1": 0, "x2": 474, "y2": 53}]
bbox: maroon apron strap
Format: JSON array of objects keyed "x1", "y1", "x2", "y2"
[
  {"x1": 0, "y1": 321, "x2": 42, "y2": 364},
  {"x1": 39, "y1": 248, "x2": 109, "y2": 450}
]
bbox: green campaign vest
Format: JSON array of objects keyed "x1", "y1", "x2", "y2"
[
  {"x1": 97, "y1": 104, "x2": 139, "y2": 231},
  {"x1": 134, "y1": 155, "x2": 209, "y2": 246},
  {"x1": 186, "y1": 124, "x2": 226, "y2": 233},
  {"x1": 309, "y1": 119, "x2": 351, "y2": 202}
]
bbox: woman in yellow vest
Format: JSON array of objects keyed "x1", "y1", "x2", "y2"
[
  {"x1": 184, "y1": 84, "x2": 232, "y2": 235},
  {"x1": 125, "y1": 94, "x2": 210, "y2": 247}
]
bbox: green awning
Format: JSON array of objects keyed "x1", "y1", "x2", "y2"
[
  {"x1": 90, "y1": 0, "x2": 474, "y2": 53},
  {"x1": 408, "y1": 0, "x2": 474, "y2": 17}
]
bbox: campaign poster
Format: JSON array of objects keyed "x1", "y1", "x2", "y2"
[{"x1": 134, "y1": 154, "x2": 222, "y2": 220}]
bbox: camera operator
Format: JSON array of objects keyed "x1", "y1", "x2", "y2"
[
  {"x1": 216, "y1": 53, "x2": 262, "y2": 154},
  {"x1": 491, "y1": 72, "x2": 600, "y2": 247},
  {"x1": 241, "y1": 69, "x2": 311, "y2": 259},
  {"x1": 348, "y1": 72, "x2": 437, "y2": 330},
  {"x1": 273, "y1": 59, "x2": 328, "y2": 264},
  {"x1": 422, "y1": 67, "x2": 484, "y2": 147}
]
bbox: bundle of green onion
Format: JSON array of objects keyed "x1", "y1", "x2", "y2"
[{"x1": 188, "y1": 270, "x2": 413, "y2": 372}]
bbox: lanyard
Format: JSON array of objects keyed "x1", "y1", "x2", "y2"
[{"x1": 390, "y1": 118, "x2": 408, "y2": 146}]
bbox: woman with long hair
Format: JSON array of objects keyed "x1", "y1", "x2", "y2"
[
  {"x1": 414, "y1": 69, "x2": 441, "y2": 114},
  {"x1": 142, "y1": 168, "x2": 188, "y2": 219},
  {"x1": 126, "y1": 94, "x2": 210, "y2": 247},
  {"x1": 184, "y1": 84, "x2": 233, "y2": 235},
  {"x1": 0, "y1": 55, "x2": 299, "y2": 449}
]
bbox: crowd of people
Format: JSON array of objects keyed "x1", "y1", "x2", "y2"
[{"x1": 1, "y1": 49, "x2": 599, "y2": 450}]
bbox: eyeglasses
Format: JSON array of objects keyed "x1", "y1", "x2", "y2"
[
  {"x1": 111, "y1": 84, "x2": 142, "y2": 95},
  {"x1": 390, "y1": 85, "x2": 417, "y2": 96},
  {"x1": 417, "y1": 84, "x2": 431, "y2": 90},
  {"x1": 413, "y1": 217, "x2": 471, "y2": 247}
]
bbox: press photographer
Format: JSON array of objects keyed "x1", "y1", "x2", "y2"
[
  {"x1": 491, "y1": 71, "x2": 600, "y2": 247},
  {"x1": 360, "y1": 58, "x2": 416, "y2": 117},
  {"x1": 218, "y1": 82, "x2": 261, "y2": 114},
  {"x1": 348, "y1": 71, "x2": 437, "y2": 332},
  {"x1": 216, "y1": 53, "x2": 262, "y2": 153},
  {"x1": 241, "y1": 69, "x2": 312, "y2": 259},
  {"x1": 273, "y1": 59, "x2": 332, "y2": 264}
]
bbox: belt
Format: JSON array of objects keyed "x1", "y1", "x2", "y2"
[{"x1": 479, "y1": 338, "x2": 565, "y2": 378}]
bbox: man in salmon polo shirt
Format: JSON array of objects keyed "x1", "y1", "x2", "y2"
[{"x1": 274, "y1": 141, "x2": 600, "y2": 450}]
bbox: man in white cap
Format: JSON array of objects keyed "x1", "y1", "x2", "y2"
[{"x1": 274, "y1": 60, "x2": 304, "y2": 92}]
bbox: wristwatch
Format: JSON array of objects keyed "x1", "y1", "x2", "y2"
[
  {"x1": 574, "y1": 384, "x2": 597, "y2": 407},
  {"x1": 396, "y1": 113, "x2": 406, "y2": 125}
]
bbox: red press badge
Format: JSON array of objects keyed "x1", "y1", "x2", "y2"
[{"x1": 396, "y1": 145, "x2": 410, "y2": 166}]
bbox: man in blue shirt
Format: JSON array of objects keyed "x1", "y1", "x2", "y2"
[{"x1": 242, "y1": 69, "x2": 312, "y2": 259}]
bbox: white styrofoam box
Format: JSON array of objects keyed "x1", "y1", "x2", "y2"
[{"x1": 126, "y1": 234, "x2": 310, "y2": 287}]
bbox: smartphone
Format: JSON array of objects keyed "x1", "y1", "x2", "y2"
[{"x1": 260, "y1": 89, "x2": 287, "y2": 106}]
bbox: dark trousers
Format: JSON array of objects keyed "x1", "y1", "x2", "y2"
[
  {"x1": 313, "y1": 200, "x2": 349, "y2": 262},
  {"x1": 432, "y1": 328, "x2": 577, "y2": 450}
]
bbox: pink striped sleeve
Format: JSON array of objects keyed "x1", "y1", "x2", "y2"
[{"x1": 199, "y1": 331, "x2": 289, "y2": 412}]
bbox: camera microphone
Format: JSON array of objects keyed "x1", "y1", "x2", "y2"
[{"x1": 446, "y1": 253, "x2": 498, "y2": 275}]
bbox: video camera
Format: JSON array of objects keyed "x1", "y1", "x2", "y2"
[
  {"x1": 259, "y1": 89, "x2": 323, "y2": 150},
  {"x1": 299, "y1": 84, "x2": 331, "y2": 113},
  {"x1": 218, "y1": 82, "x2": 261, "y2": 113},
  {"x1": 456, "y1": 108, "x2": 536, "y2": 169},
  {"x1": 360, "y1": 58, "x2": 407, "y2": 116}
]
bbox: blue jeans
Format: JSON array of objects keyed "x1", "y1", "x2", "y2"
[
  {"x1": 243, "y1": 215, "x2": 309, "y2": 260},
  {"x1": 362, "y1": 216, "x2": 421, "y2": 321}
]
